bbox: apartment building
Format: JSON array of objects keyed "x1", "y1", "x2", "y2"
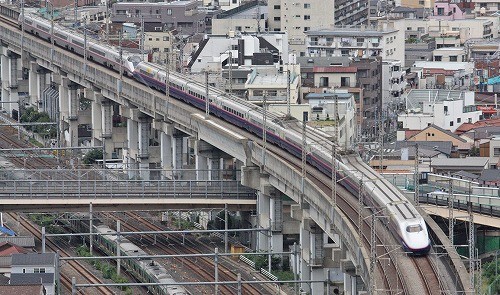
[
  {"x1": 267, "y1": 0, "x2": 368, "y2": 56},
  {"x1": 305, "y1": 25, "x2": 404, "y2": 62}
]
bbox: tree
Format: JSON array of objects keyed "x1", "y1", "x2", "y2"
[{"x1": 82, "y1": 149, "x2": 103, "y2": 165}]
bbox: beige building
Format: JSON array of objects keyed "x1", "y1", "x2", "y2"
[
  {"x1": 211, "y1": 1, "x2": 268, "y2": 35},
  {"x1": 144, "y1": 30, "x2": 177, "y2": 64},
  {"x1": 399, "y1": 0, "x2": 434, "y2": 9}
]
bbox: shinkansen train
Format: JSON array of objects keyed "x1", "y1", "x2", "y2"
[{"x1": 4, "y1": 6, "x2": 431, "y2": 255}]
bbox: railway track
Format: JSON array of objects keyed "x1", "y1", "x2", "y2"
[
  {"x1": 7, "y1": 213, "x2": 115, "y2": 295},
  {"x1": 103, "y1": 211, "x2": 266, "y2": 295}
]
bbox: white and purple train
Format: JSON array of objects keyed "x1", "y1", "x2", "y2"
[{"x1": 12, "y1": 9, "x2": 430, "y2": 255}]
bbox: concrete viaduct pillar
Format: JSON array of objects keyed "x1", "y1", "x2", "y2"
[
  {"x1": 1, "y1": 50, "x2": 20, "y2": 116},
  {"x1": 138, "y1": 117, "x2": 151, "y2": 180},
  {"x1": 159, "y1": 122, "x2": 174, "y2": 179},
  {"x1": 58, "y1": 77, "x2": 79, "y2": 147}
]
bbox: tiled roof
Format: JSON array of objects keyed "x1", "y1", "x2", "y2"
[
  {"x1": 0, "y1": 236, "x2": 35, "y2": 248},
  {"x1": 11, "y1": 253, "x2": 55, "y2": 266},
  {"x1": 10, "y1": 273, "x2": 54, "y2": 285},
  {"x1": 0, "y1": 284, "x2": 44, "y2": 295},
  {"x1": 0, "y1": 242, "x2": 29, "y2": 256},
  {"x1": 479, "y1": 169, "x2": 500, "y2": 182}
]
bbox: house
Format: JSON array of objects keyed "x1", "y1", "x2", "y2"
[
  {"x1": 479, "y1": 169, "x2": 500, "y2": 185},
  {"x1": 10, "y1": 253, "x2": 56, "y2": 295},
  {"x1": 0, "y1": 242, "x2": 30, "y2": 276},
  {"x1": 406, "y1": 124, "x2": 468, "y2": 149}
]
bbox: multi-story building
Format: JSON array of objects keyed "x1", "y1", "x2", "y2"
[
  {"x1": 211, "y1": 1, "x2": 267, "y2": 35},
  {"x1": 382, "y1": 60, "x2": 407, "y2": 103},
  {"x1": 297, "y1": 56, "x2": 382, "y2": 141},
  {"x1": 111, "y1": 1, "x2": 207, "y2": 36},
  {"x1": 267, "y1": 0, "x2": 368, "y2": 56},
  {"x1": 405, "y1": 37, "x2": 436, "y2": 67},
  {"x1": 305, "y1": 25, "x2": 405, "y2": 62},
  {"x1": 397, "y1": 89, "x2": 482, "y2": 140}
]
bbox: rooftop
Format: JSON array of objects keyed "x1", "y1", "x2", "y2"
[
  {"x1": 306, "y1": 27, "x2": 398, "y2": 37},
  {"x1": 0, "y1": 236, "x2": 35, "y2": 248},
  {"x1": 12, "y1": 253, "x2": 56, "y2": 266},
  {"x1": 0, "y1": 284, "x2": 45, "y2": 295},
  {"x1": 431, "y1": 157, "x2": 489, "y2": 167},
  {"x1": 10, "y1": 273, "x2": 54, "y2": 285},
  {"x1": 412, "y1": 61, "x2": 473, "y2": 71}
]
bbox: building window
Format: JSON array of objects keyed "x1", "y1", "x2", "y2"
[
  {"x1": 494, "y1": 148, "x2": 500, "y2": 156},
  {"x1": 435, "y1": 56, "x2": 442, "y2": 61},
  {"x1": 163, "y1": 36, "x2": 169, "y2": 41},
  {"x1": 304, "y1": 27, "x2": 310, "y2": 31},
  {"x1": 341, "y1": 77, "x2": 350, "y2": 87},
  {"x1": 166, "y1": 9, "x2": 172, "y2": 15},
  {"x1": 236, "y1": 26, "x2": 242, "y2": 31},
  {"x1": 341, "y1": 49, "x2": 349, "y2": 56},
  {"x1": 304, "y1": 3, "x2": 311, "y2": 8},
  {"x1": 437, "y1": 7, "x2": 444, "y2": 15},
  {"x1": 273, "y1": 5, "x2": 280, "y2": 9},
  {"x1": 34, "y1": 268, "x2": 46, "y2": 273},
  {"x1": 457, "y1": 118, "x2": 461, "y2": 123},
  {"x1": 304, "y1": 15, "x2": 310, "y2": 20},
  {"x1": 449, "y1": 56, "x2": 458, "y2": 62},
  {"x1": 450, "y1": 121, "x2": 454, "y2": 126},
  {"x1": 274, "y1": 17, "x2": 281, "y2": 21},
  {"x1": 319, "y1": 77, "x2": 329, "y2": 87}
]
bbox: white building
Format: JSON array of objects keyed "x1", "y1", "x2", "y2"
[
  {"x1": 397, "y1": 89, "x2": 482, "y2": 140},
  {"x1": 473, "y1": 0, "x2": 500, "y2": 15},
  {"x1": 305, "y1": 25, "x2": 404, "y2": 62},
  {"x1": 10, "y1": 253, "x2": 56, "y2": 295},
  {"x1": 381, "y1": 60, "x2": 407, "y2": 106},
  {"x1": 411, "y1": 61, "x2": 474, "y2": 89},
  {"x1": 187, "y1": 32, "x2": 288, "y2": 73},
  {"x1": 432, "y1": 47, "x2": 466, "y2": 62}
]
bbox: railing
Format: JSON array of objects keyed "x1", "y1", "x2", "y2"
[
  {"x1": 420, "y1": 193, "x2": 500, "y2": 218},
  {"x1": 0, "y1": 179, "x2": 256, "y2": 199}
]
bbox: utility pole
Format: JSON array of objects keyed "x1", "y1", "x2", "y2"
[
  {"x1": 141, "y1": 16, "x2": 145, "y2": 61},
  {"x1": 448, "y1": 179, "x2": 454, "y2": 245},
  {"x1": 105, "y1": 0, "x2": 109, "y2": 44},
  {"x1": 369, "y1": 211, "x2": 377, "y2": 295},
  {"x1": 378, "y1": 109, "x2": 384, "y2": 171},
  {"x1": 468, "y1": 181, "x2": 475, "y2": 291},
  {"x1": 228, "y1": 51, "x2": 232, "y2": 95},
  {"x1": 74, "y1": 0, "x2": 77, "y2": 25},
  {"x1": 287, "y1": 64, "x2": 291, "y2": 117},
  {"x1": 205, "y1": 71, "x2": 209, "y2": 118},
  {"x1": 83, "y1": 17, "x2": 87, "y2": 77},
  {"x1": 262, "y1": 92, "x2": 267, "y2": 169},
  {"x1": 50, "y1": 3, "x2": 54, "y2": 63},
  {"x1": 414, "y1": 144, "x2": 419, "y2": 205},
  {"x1": 165, "y1": 52, "x2": 170, "y2": 118},
  {"x1": 358, "y1": 177, "x2": 363, "y2": 245}
]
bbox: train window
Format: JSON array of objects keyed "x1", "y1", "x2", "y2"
[
  {"x1": 89, "y1": 46, "x2": 105, "y2": 56},
  {"x1": 406, "y1": 225, "x2": 422, "y2": 233},
  {"x1": 24, "y1": 19, "x2": 33, "y2": 25},
  {"x1": 36, "y1": 24, "x2": 49, "y2": 32},
  {"x1": 54, "y1": 32, "x2": 68, "y2": 40},
  {"x1": 73, "y1": 40, "x2": 84, "y2": 47}
]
